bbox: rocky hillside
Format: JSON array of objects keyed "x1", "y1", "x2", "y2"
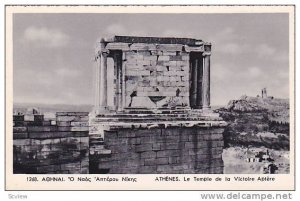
[{"x1": 216, "y1": 95, "x2": 290, "y2": 150}]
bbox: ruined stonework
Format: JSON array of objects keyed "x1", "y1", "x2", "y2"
[
  {"x1": 91, "y1": 127, "x2": 224, "y2": 174},
  {"x1": 13, "y1": 112, "x2": 89, "y2": 174},
  {"x1": 90, "y1": 36, "x2": 227, "y2": 174},
  {"x1": 12, "y1": 36, "x2": 226, "y2": 174},
  {"x1": 123, "y1": 47, "x2": 190, "y2": 108}
]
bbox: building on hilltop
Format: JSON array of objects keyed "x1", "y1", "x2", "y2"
[{"x1": 262, "y1": 88, "x2": 267, "y2": 99}]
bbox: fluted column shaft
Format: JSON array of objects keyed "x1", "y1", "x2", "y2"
[
  {"x1": 202, "y1": 52, "x2": 211, "y2": 109},
  {"x1": 99, "y1": 51, "x2": 108, "y2": 111},
  {"x1": 94, "y1": 53, "x2": 101, "y2": 108},
  {"x1": 196, "y1": 55, "x2": 203, "y2": 109},
  {"x1": 190, "y1": 58, "x2": 198, "y2": 108},
  {"x1": 94, "y1": 38, "x2": 109, "y2": 114}
]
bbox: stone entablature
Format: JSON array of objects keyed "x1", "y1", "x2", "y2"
[{"x1": 93, "y1": 35, "x2": 212, "y2": 114}]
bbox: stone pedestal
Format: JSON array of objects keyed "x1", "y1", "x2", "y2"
[{"x1": 89, "y1": 111, "x2": 227, "y2": 174}]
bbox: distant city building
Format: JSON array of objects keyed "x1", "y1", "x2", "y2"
[
  {"x1": 246, "y1": 149, "x2": 274, "y2": 163},
  {"x1": 261, "y1": 88, "x2": 267, "y2": 99}
]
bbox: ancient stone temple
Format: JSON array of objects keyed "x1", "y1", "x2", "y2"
[
  {"x1": 89, "y1": 35, "x2": 227, "y2": 174},
  {"x1": 93, "y1": 35, "x2": 212, "y2": 112}
]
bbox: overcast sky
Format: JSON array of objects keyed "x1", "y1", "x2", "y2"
[{"x1": 13, "y1": 13, "x2": 289, "y2": 106}]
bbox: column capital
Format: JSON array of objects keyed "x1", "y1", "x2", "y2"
[
  {"x1": 204, "y1": 42, "x2": 212, "y2": 53},
  {"x1": 202, "y1": 51, "x2": 211, "y2": 57},
  {"x1": 95, "y1": 49, "x2": 109, "y2": 60},
  {"x1": 101, "y1": 49, "x2": 110, "y2": 56},
  {"x1": 103, "y1": 36, "x2": 116, "y2": 42},
  {"x1": 94, "y1": 53, "x2": 100, "y2": 61},
  {"x1": 98, "y1": 38, "x2": 109, "y2": 55}
]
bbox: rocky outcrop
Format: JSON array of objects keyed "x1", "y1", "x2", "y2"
[
  {"x1": 216, "y1": 95, "x2": 289, "y2": 150},
  {"x1": 226, "y1": 95, "x2": 266, "y2": 112},
  {"x1": 226, "y1": 95, "x2": 289, "y2": 122}
]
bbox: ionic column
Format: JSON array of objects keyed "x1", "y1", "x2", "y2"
[
  {"x1": 94, "y1": 52, "x2": 101, "y2": 110},
  {"x1": 196, "y1": 55, "x2": 203, "y2": 109},
  {"x1": 202, "y1": 52, "x2": 211, "y2": 109},
  {"x1": 99, "y1": 50, "x2": 109, "y2": 112},
  {"x1": 113, "y1": 51, "x2": 122, "y2": 112},
  {"x1": 190, "y1": 58, "x2": 198, "y2": 108}
]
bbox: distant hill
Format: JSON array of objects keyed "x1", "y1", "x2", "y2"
[
  {"x1": 13, "y1": 103, "x2": 93, "y2": 114},
  {"x1": 225, "y1": 95, "x2": 289, "y2": 124},
  {"x1": 216, "y1": 95, "x2": 290, "y2": 150}
]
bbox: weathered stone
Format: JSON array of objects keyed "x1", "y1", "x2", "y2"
[
  {"x1": 13, "y1": 127, "x2": 27, "y2": 133},
  {"x1": 70, "y1": 122, "x2": 89, "y2": 127},
  {"x1": 111, "y1": 35, "x2": 202, "y2": 46},
  {"x1": 157, "y1": 55, "x2": 169, "y2": 61},
  {"x1": 169, "y1": 156, "x2": 181, "y2": 164},
  {"x1": 28, "y1": 126, "x2": 57, "y2": 132},
  {"x1": 138, "y1": 165, "x2": 156, "y2": 173},
  {"x1": 71, "y1": 127, "x2": 89, "y2": 132},
  {"x1": 163, "y1": 51, "x2": 177, "y2": 56},
  {"x1": 136, "y1": 144, "x2": 153, "y2": 152},
  {"x1": 13, "y1": 132, "x2": 28, "y2": 139},
  {"x1": 24, "y1": 115, "x2": 34, "y2": 121},
  {"x1": 157, "y1": 150, "x2": 180, "y2": 158},
  {"x1": 57, "y1": 126, "x2": 71, "y2": 131},
  {"x1": 156, "y1": 44, "x2": 183, "y2": 51},
  {"x1": 13, "y1": 115, "x2": 24, "y2": 122},
  {"x1": 56, "y1": 112, "x2": 89, "y2": 116},
  {"x1": 141, "y1": 151, "x2": 156, "y2": 159},
  {"x1": 157, "y1": 165, "x2": 173, "y2": 172},
  {"x1": 105, "y1": 42, "x2": 130, "y2": 50},
  {"x1": 56, "y1": 115, "x2": 88, "y2": 122},
  {"x1": 130, "y1": 43, "x2": 156, "y2": 51},
  {"x1": 13, "y1": 112, "x2": 90, "y2": 174},
  {"x1": 36, "y1": 165, "x2": 61, "y2": 173}
]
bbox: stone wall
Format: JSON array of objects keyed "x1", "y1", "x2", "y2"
[
  {"x1": 91, "y1": 127, "x2": 224, "y2": 174},
  {"x1": 13, "y1": 111, "x2": 225, "y2": 174},
  {"x1": 13, "y1": 112, "x2": 89, "y2": 174},
  {"x1": 124, "y1": 44, "x2": 190, "y2": 108}
]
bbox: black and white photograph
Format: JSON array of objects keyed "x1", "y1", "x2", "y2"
[{"x1": 6, "y1": 5, "x2": 295, "y2": 190}]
